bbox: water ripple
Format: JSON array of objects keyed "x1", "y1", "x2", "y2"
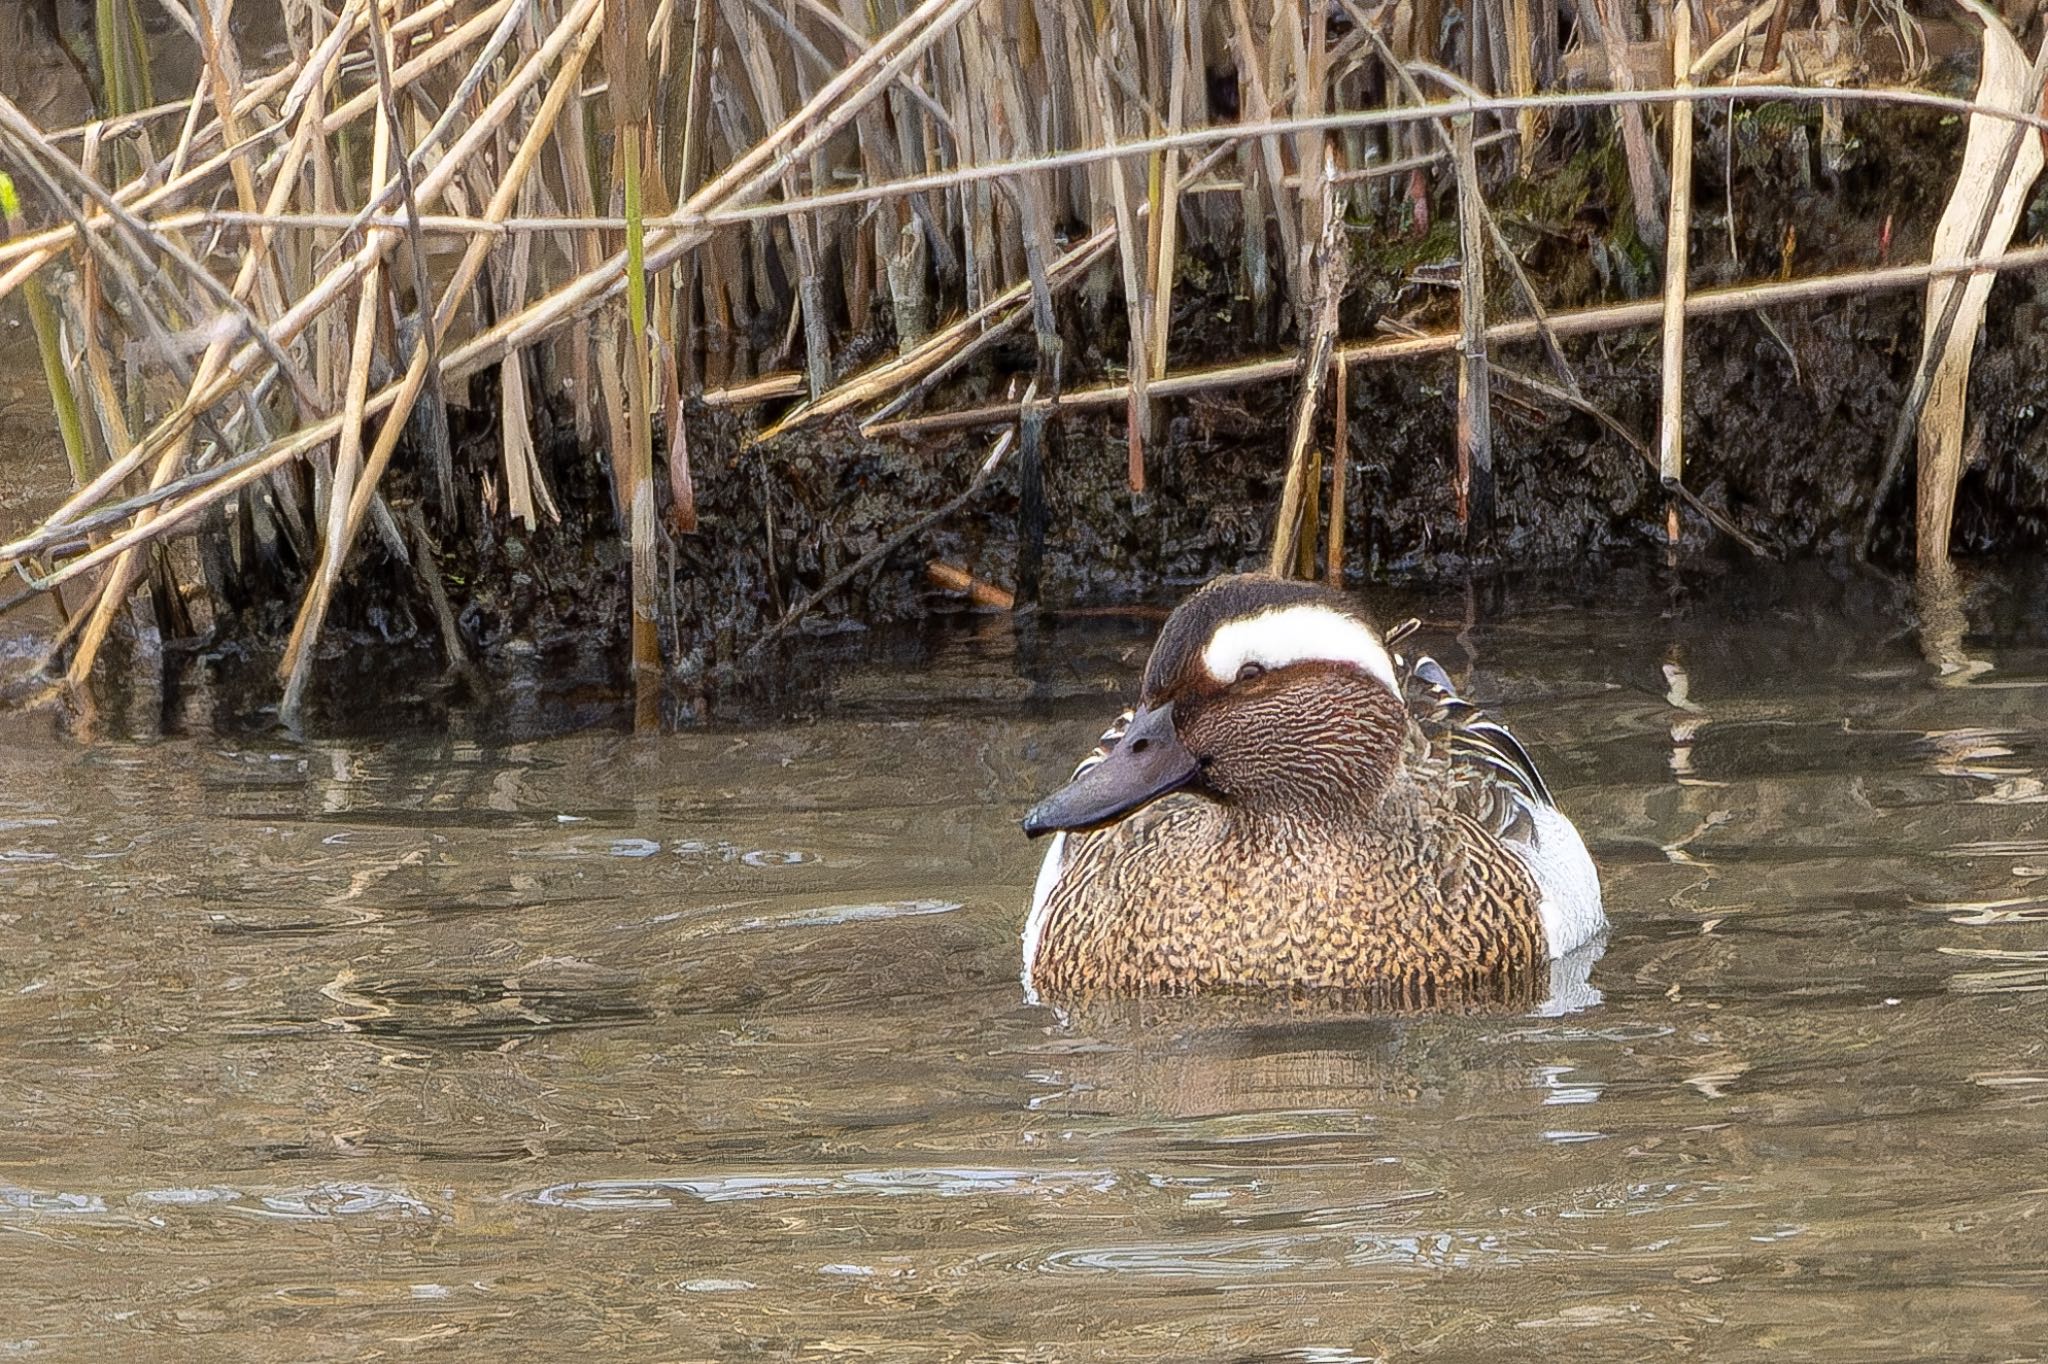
[
  {"x1": 997, "y1": 1226, "x2": 1544, "y2": 1279},
  {"x1": 522, "y1": 1167, "x2": 1119, "y2": 1210},
  {"x1": 0, "y1": 1182, "x2": 441, "y2": 1223},
  {"x1": 0, "y1": 1185, "x2": 108, "y2": 1217},
  {"x1": 243, "y1": 1184, "x2": 442, "y2": 1221},
  {"x1": 731, "y1": 899, "x2": 964, "y2": 932}
]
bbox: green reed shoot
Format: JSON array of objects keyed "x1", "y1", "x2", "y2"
[{"x1": 0, "y1": 174, "x2": 90, "y2": 489}]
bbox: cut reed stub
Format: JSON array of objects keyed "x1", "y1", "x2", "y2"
[{"x1": 926, "y1": 560, "x2": 1015, "y2": 610}]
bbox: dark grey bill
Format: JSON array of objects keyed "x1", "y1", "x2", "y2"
[{"x1": 1021, "y1": 702, "x2": 1200, "y2": 837}]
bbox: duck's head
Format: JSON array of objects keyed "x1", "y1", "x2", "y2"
[{"x1": 1023, "y1": 573, "x2": 1408, "y2": 836}]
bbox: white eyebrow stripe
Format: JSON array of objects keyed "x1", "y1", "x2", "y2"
[{"x1": 1200, "y1": 604, "x2": 1398, "y2": 691}]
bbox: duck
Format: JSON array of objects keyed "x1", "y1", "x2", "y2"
[{"x1": 1019, "y1": 572, "x2": 1605, "y2": 1006}]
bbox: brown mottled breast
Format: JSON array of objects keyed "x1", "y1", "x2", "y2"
[{"x1": 1029, "y1": 773, "x2": 1548, "y2": 1007}]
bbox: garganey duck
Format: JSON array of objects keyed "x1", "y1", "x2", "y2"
[{"x1": 1020, "y1": 573, "x2": 1605, "y2": 1005}]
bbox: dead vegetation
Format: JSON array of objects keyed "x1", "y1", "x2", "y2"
[{"x1": 0, "y1": 0, "x2": 2044, "y2": 723}]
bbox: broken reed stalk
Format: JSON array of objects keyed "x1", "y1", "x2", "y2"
[
  {"x1": 1267, "y1": 145, "x2": 1345, "y2": 577},
  {"x1": 1224, "y1": 0, "x2": 1302, "y2": 303},
  {"x1": 284, "y1": 0, "x2": 455, "y2": 722},
  {"x1": 1325, "y1": 357, "x2": 1348, "y2": 586},
  {"x1": 1759, "y1": 0, "x2": 1794, "y2": 72},
  {"x1": 0, "y1": 135, "x2": 1521, "y2": 258},
  {"x1": 403, "y1": 501, "x2": 481, "y2": 687},
  {"x1": 925, "y1": 560, "x2": 1014, "y2": 609},
  {"x1": 1093, "y1": 41, "x2": 1152, "y2": 486},
  {"x1": 1659, "y1": 0, "x2": 1695, "y2": 543},
  {"x1": 1295, "y1": 0, "x2": 1329, "y2": 333},
  {"x1": 1592, "y1": 0, "x2": 1667, "y2": 247},
  {"x1": 704, "y1": 373, "x2": 806, "y2": 406},
  {"x1": 1452, "y1": 112, "x2": 1493, "y2": 542},
  {"x1": 622, "y1": 99, "x2": 655, "y2": 733},
  {"x1": 1865, "y1": 6, "x2": 2048, "y2": 565},
  {"x1": 279, "y1": 86, "x2": 391, "y2": 725},
  {"x1": 1148, "y1": 0, "x2": 1191, "y2": 400},
  {"x1": 1504, "y1": 0, "x2": 1537, "y2": 154},
  {"x1": 364, "y1": 0, "x2": 455, "y2": 514},
  {"x1": 863, "y1": 240, "x2": 2048, "y2": 438},
  {"x1": 1691, "y1": 1, "x2": 1778, "y2": 79}
]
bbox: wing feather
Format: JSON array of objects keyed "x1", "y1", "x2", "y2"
[{"x1": 1402, "y1": 653, "x2": 1559, "y2": 818}]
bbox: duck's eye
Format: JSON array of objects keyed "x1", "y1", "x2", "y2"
[{"x1": 1235, "y1": 661, "x2": 1266, "y2": 684}]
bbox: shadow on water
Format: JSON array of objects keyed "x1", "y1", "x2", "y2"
[{"x1": 5, "y1": 559, "x2": 2048, "y2": 1359}]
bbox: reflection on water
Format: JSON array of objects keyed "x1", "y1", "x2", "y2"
[{"x1": 6, "y1": 566, "x2": 2048, "y2": 1360}]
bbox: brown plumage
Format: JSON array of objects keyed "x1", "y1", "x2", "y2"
[{"x1": 1021, "y1": 572, "x2": 1601, "y2": 1007}]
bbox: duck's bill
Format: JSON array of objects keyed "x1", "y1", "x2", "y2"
[{"x1": 1021, "y1": 703, "x2": 1200, "y2": 836}]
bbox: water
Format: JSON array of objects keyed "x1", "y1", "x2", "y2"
[{"x1": 4, "y1": 568, "x2": 2048, "y2": 1361}]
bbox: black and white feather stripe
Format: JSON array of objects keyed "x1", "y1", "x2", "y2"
[{"x1": 1405, "y1": 655, "x2": 1556, "y2": 808}]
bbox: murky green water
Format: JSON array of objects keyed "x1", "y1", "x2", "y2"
[{"x1": 4, "y1": 570, "x2": 2048, "y2": 1360}]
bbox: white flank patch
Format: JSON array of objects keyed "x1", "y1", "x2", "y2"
[
  {"x1": 1507, "y1": 802, "x2": 1607, "y2": 958},
  {"x1": 1019, "y1": 832, "x2": 1068, "y2": 1006},
  {"x1": 1201, "y1": 604, "x2": 1398, "y2": 691}
]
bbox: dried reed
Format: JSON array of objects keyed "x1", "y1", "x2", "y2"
[{"x1": 0, "y1": 0, "x2": 2038, "y2": 713}]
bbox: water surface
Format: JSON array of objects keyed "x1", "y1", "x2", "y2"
[{"x1": 4, "y1": 570, "x2": 2048, "y2": 1360}]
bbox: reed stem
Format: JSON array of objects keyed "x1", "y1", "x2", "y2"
[
  {"x1": 1658, "y1": 0, "x2": 1696, "y2": 541},
  {"x1": 0, "y1": 175, "x2": 92, "y2": 489}
]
